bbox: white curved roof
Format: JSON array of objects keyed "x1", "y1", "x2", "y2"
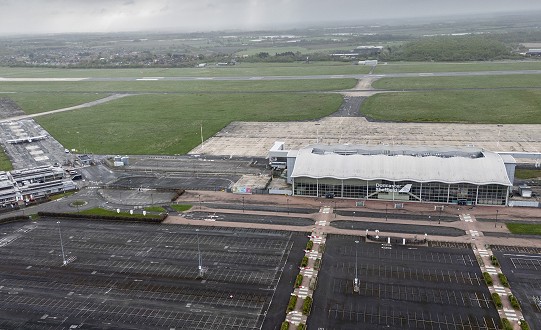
[{"x1": 291, "y1": 146, "x2": 512, "y2": 186}]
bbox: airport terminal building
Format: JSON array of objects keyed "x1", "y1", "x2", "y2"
[{"x1": 269, "y1": 143, "x2": 515, "y2": 206}]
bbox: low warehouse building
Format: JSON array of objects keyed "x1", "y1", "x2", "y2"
[{"x1": 272, "y1": 144, "x2": 515, "y2": 206}]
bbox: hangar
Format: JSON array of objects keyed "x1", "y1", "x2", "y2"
[{"x1": 270, "y1": 143, "x2": 515, "y2": 206}]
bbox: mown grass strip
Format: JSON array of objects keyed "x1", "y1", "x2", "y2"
[
  {"x1": 372, "y1": 74, "x2": 541, "y2": 90},
  {"x1": 506, "y1": 223, "x2": 541, "y2": 235}
]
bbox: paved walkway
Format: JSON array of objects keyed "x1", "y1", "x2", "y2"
[{"x1": 285, "y1": 206, "x2": 330, "y2": 329}]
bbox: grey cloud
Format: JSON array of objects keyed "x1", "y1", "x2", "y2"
[{"x1": 0, "y1": 0, "x2": 540, "y2": 35}]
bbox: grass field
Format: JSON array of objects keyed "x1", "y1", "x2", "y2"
[
  {"x1": 5, "y1": 92, "x2": 109, "y2": 114},
  {"x1": 506, "y1": 223, "x2": 541, "y2": 235},
  {"x1": 0, "y1": 149, "x2": 13, "y2": 171},
  {"x1": 362, "y1": 90, "x2": 541, "y2": 124},
  {"x1": 0, "y1": 62, "x2": 370, "y2": 78},
  {"x1": 0, "y1": 79, "x2": 356, "y2": 94},
  {"x1": 36, "y1": 93, "x2": 343, "y2": 154},
  {"x1": 374, "y1": 61, "x2": 541, "y2": 74},
  {"x1": 372, "y1": 74, "x2": 541, "y2": 90},
  {"x1": 515, "y1": 169, "x2": 541, "y2": 179}
]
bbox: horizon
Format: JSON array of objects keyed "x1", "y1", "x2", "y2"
[{"x1": 0, "y1": 1, "x2": 541, "y2": 37}]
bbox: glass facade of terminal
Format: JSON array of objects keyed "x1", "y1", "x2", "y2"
[{"x1": 293, "y1": 177, "x2": 509, "y2": 205}]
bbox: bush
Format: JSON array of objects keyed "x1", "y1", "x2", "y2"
[
  {"x1": 306, "y1": 240, "x2": 314, "y2": 251},
  {"x1": 483, "y1": 272, "x2": 493, "y2": 286},
  {"x1": 498, "y1": 273, "x2": 509, "y2": 287},
  {"x1": 302, "y1": 296, "x2": 313, "y2": 315},
  {"x1": 297, "y1": 324, "x2": 306, "y2": 330},
  {"x1": 520, "y1": 319, "x2": 530, "y2": 330},
  {"x1": 295, "y1": 274, "x2": 303, "y2": 288},
  {"x1": 286, "y1": 295, "x2": 298, "y2": 313},
  {"x1": 318, "y1": 243, "x2": 326, "y2": 253},
  {"x1": 490, "y1": 255, "x2": 500, "y2": 267},
  {"x1": 300, "y1": 256, "x2": 309, "y2": 268},
  {"x1": 492, "y1": 292, "x2": 503, "y2": 309},
  {"x1": 37, "y1": 211, "x2": 165, "y2": 223},
  {"x1": 280, "y1": 321, "x2": 289, "y2": 330},
  {"x1": 314, "y1": 258, "x2": 321, "y2": 270},
  {"x1": 509, "y1": 295, "x2": 521, "y2": 310},
  {"x1": 501, "y1": 318, "x2": 513, "y2": 330}
]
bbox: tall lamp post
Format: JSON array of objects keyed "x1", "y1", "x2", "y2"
[
  {"x1": 353, "y1": 240, "x2": 360, "y2": 293},
  {"x1": 385, "y1": 204, "x2": 388, "y2": 221},
  {"x1": 242, "y1": 196, "x2": 245, "y2": 213},
  {"x1": 286, "y1": 197, "x2": 289, "y2": 214},
  {"x1": 57, "y1": 221, "x2": 67, "y2": 266},
  {"x1": 495, "y1": 209, "x2": 499, "y2": 228}
]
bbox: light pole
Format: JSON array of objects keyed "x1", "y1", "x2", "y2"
[
  {"x1": 334, "y1": 200, "x2": 337, "y2": 218},
  {"x1": 196, "y1": 229, "x2": 204, "y2": 278},
  {"x1": 385, "y1": 204, "x2": 388, "y2": 221},
  {"x1": 57, "y1": 221, "x2": 67, "y2": 266},
  {"x1": 198, "y1": 194, "x2": 201, "y2": 210},
  {"x1": 286, "y1": 197, "x2": 289, "y2": 214},
  {"x1": 439, "y1": 207, "x2": 442, "y2": 224},
  {"x1": 353, "y1": 240, "x2": 360, "y2": 293},
  {"x1": 242, "y1": 196, "x2": 245, "y2": 213},
  {"x1": 495, "y1": 209, "x2": 499, "y2": 228}
]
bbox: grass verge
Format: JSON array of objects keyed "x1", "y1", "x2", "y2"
[
  {"x1": 506, "y1": 223, "x2": 541, "y2": 235},
  {"x1": 171, "y1": 204, "x2": 192, "y2": 212},
  {"x1": 144, "y1": 206, "x2": 166, "y2": 213},
  {"x1": 515, "y1": 169, "x2": 541, "y2": 179}
]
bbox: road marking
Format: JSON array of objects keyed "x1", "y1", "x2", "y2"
[
  {"x1": 317, "y1": 221, "x2": 327, "y2": 226},
  {"x1": 469, "y1": 230, "x2": 479, "y2": 237},
  {"x1": 485, "y1": 266, "x2": 498, "y2": 275},
  {"x1": 478, "y1": 249, "x2": 490, "y2": 257},
  {"x1": 462, "y1": 214, "x2": 473, "y2": 222}
]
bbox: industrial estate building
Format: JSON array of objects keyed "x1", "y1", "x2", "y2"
[
  {"x1": 269, "y1": 143, "x2": 515, "y2": 206},
  {"x1": 0, "y1": 165, "x2": 76, "y2": 206}
]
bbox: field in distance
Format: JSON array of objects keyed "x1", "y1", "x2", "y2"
[{"x1": 0, "y1": 62, "x2": 371, "y2": 78}]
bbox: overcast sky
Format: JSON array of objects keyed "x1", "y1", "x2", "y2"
[{"x1": 1, "y1": 0, "x2": 541, "y2": 35}]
